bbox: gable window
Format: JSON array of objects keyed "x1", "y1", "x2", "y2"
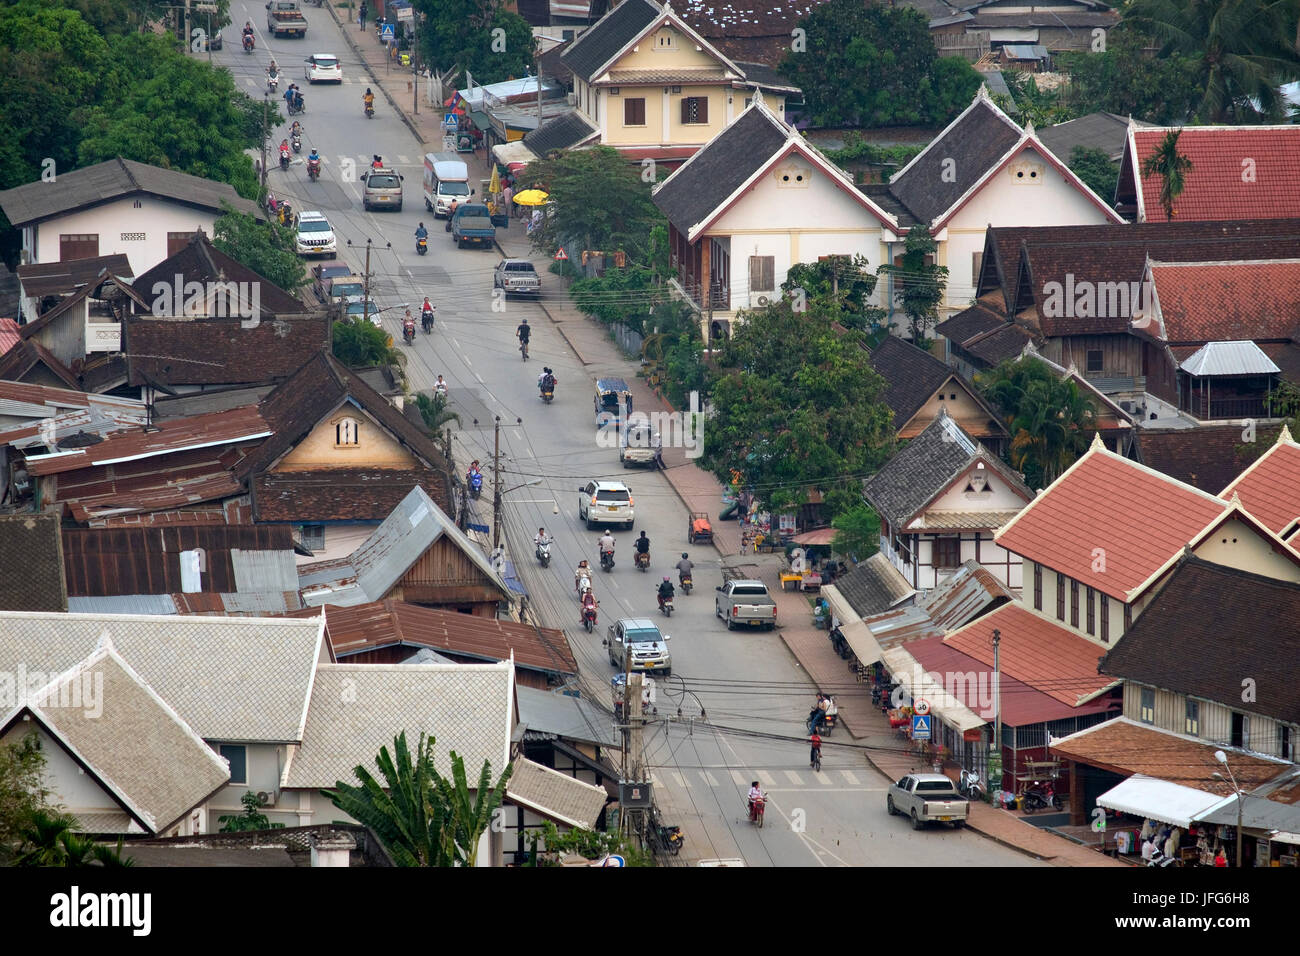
[
  {"x1": 220, "y1": 744, "x2": 248, "y2": 785},
  {"x1": 335, "y1": 417, "x2": 360, "y2": 446},
  {"x1": 775, "y1": 164, "x2": 809, "y2": 188},
  {"x1": 1085, "y1": 586, "x2": 1096, "y2": 636},
  {"x1": 1033, "y1": 564, "x2": 1042, "y2": 611},
  {"x1": 1231, "y1": 712, "x2": 1249, "y2": 749},
  {"x1": 933, "y1": 536, "x2": 961, "y2": 569},
  {"x1": 749, "y1": 256, "x2": 774, "y2": 293},
  {"x1": 1010, "y1": 160, "x2": 1044, "y2": 184},
  {"x1": 1055, "y1": 572, "x2": 1065, "y2": 621},
  {"x1": 1280, "y1": 725, "x2": 1293, "y2": 761},
  {"x1": 1139, "y1": 687, "x2": 1155, "y2": 724},
  {"x1": 680, "y1": 96, "x2": 708, "y2": 125},
  {"x1": 1185, "y1": 699, "x2": 1199, "y2": 736},
  {"x1": 1070, "y1": 579, "x2": 1080, "y2": 627},
  {"x1": 655, "y1": 29, "x2": 676, "y2": 50},
  {"x1": 59, "y1": 234, "x2": 100, "y2": 261},
  {"x1": 1086, "y1": 349, "x2": 1104, "y2": 374},
  {"x1": 624, "y1": 97, "x2": 646, "y2": 127},
  {"x1": 298, "y1": 524, "x2": 325, "y2": 551},
  {"x1": 1100, "y1": 593, "x2": 1109, "y2": 643}
]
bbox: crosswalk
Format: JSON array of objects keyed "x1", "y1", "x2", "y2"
[{"x1": 659, "y1": 768, "x2": 872, "y2": 791}]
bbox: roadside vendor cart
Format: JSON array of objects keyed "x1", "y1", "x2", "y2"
[{"x1": 687, "y1": 511, "x2": 713, "y2": 544}]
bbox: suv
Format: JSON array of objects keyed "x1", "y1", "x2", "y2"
[
  {"x1": 362, "y1": 168, "x2": 404, "y2": 211},
  {"x1": 606, "y1": 618, "x2": 671, "y2": 676},
  {"x1": 577, "y1": 480, "x2": 633, "y2": 530},
  {"x1": 294, "y1": 211, "x2": 336, "y2": 257}
]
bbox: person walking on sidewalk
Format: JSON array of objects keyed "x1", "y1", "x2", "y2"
[{"x1": 359, "y1": 1, "x2": 367, "y2": 29}]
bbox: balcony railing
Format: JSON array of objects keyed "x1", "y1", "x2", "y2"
[
  {"x1": 679, "y1": 280, "x2": 729, "y2": 312},
  {"x1": 1185, "y1": 397, "x2": 1269, "y2": 420}
]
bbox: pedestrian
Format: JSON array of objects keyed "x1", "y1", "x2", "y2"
[
  {"x1": 359, "y1": 2, "x2": 367, "y2": 30},
  {"x1": 445, "y1": 197, "x2": 459, "y2": 231},
  {"x1": 1214, "y1": 847, "x2": 1228, "y2": 867},
  {"x1": 501, "y1": 182, "x2": 513, "y2": 219}
]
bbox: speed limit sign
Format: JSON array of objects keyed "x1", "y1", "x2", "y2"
[{"x1": 914, "y1": 698, "x2": 931, "y2": 716}]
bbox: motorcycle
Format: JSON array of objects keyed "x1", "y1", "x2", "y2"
[
  {"x1": 416, "y1": 235, "x2": 428, "y2": 256},
  {"x1": 599, "y1": 549, "x2": 614, "y2": 572},
  {"x1": 291, "y1": 133, "x2": 302, "y2": 154},
  {"x1": 581, "y1": 602, "x2": 597, "y2": 633},
  {"x1": 434, "y1": 382, "x2": 448, "y2": 401},
  {"x1": 1020, "y1": 781, "x2": 1062, "y2": 814},
  {"x1": 402, "y1": 321, "x2": 416, "y2": 345},
  {"x1": 277, "y1": 201, "x2": 292, "y2": 227},
  {"x1": 679, "y1": 573, "x2": 693, "y2": 595},
  {"x1": 649, "y1": 822, "x2": 684, "y2": 856},
  {"x1": 421, "y1": 307, "x2": 435, "y2": 333},
  {"x1": 958, "y1": 768, "x2": 984, "y2": 801},
  {"x1": 307, "y1": 157, "x2": 321, "y2": 182},
  {"x1": 467, "y1": 471, "x2": 483, "y2": 499},
  {"x1": 807, "y1": 709, "x2": 836, "y2": 736},
  {"x1": 535, "y1": 540, "x2": 551, "y2": 568},
  {"x1": 279, "y1": 146, "x2": 290, "y2": 171},
  {"x1": 540, "y1": 386, "x2": 554, "y2": 403},
  {"x1": 576, "y1": 574, "x2": 592, "y2": 598},
  {"x1": 658, "y1": 592, "x2": 674, "y2": 617},
  {"x1": 829, "y1": 625, "x2": 850, "y2": 659},
  {"x1": 634, "y1": 550, "x2": 650, "y2": 572},
  {"x1": 748, "y1": 794, "x2": 766, "y2": 828},
  {"x1": 365, "y1": 102, "x2": 375, "y2": 119},
  {"x1": 243, "y1": 33, "x2": 254, "y2": 53},
  {"x1": 267, "y1": 72, "x2": 279, "y2": 94}
]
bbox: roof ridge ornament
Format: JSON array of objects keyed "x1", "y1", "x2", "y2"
[
  {"x1": 1279, "y1": 423, "x2": 1294, "y2": 445},
  {"x1": 1089, "y1": 432, "x2": 1105, "y2": 452},
  {"x1": 94, "y1": 627, "x2": 115, "y2": 654}
]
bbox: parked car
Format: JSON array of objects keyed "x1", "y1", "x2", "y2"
[
  {"x1": 577, "y1": 480, "x2": 634, "y2": 530},
  {"x1": 344, "y1": 299, "x2": 381, "y2": 325},
  {"x1": 294, "y1": 210, "x2": 336, "y2": 257},
  {"x1": 606, "y1": 618, "x2": 671, "y2": 676},
  {"x1": 620, "y1": 418, "x2": 659, "y2": 468},
  {"x1": 493, "y1": 259, "x2": 540, "y2": 297},
  {"x1": 304, "y1": 53, "x2": 341, "y2": 82},
  {"x1": 362, "y1": 167, "x2": 403, "y2": 211},
  {"x1": 311, "y1": 260, "x2": 351, "y2": 299},
  {"x1": 715, "y1": 574, "x2": 777, "y2": 630},
  {"x1": 886, "y1": 774, "x2": 969, "y2": 830}
]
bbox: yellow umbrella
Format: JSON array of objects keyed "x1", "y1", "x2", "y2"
[
  {"x1": 513, "y1": 188, "x2": 549, "y2": 206},
  {"x1": 488, "y1": 165, "x2": 501, "y2": 196}
]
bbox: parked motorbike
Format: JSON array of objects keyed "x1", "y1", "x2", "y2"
[
  {"x1": 635, "y1": 550, "x2": 650, "y2": 572},
  {"x1": 467, "y1": 471, "x2": 482, "y2": 499},
  {"x1": 307, "y1": 157, "x2": 320, "y2": 182},
  {"x1": 748, "y1": 794, "x2": 766, "y2": 828},
  {"x1": 416, "y1": 236, "x2": 428, "y2": 256},
  {"x1": 402, "y1": 321, "x2": 416, "y2": 345},
  {"x1": 535, "y1": 540, "x2": 551, "y2": 568},
  {"x1": 958, "y1": 768, "x2": 984, "y2": 801},
  {"x1": 1020, "y1": 781, "x2": 1062, "y2": 814},
  {"x1": 658, "y1": 592, "x2": 674, "y2": 617},
  {"x1": 829, "y1": 625, "x2": 849, "y2": 658},
  {"x1": 422, "y1": 307, "x2": 435, "y2": 333},
  {"x1": 581, "y1": 603, "x2": 597, "y2": 633},
  {"x1": 679, "y1": 573, "x2": 692, "y2": 595},
  {"x1": 650, "y1": 823, "x2": 684, "y2": 856},
  {"x1": 600, "y1": 549, "x2": 614, "y2": 572}
]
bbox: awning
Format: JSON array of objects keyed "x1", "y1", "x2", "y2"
[
  {"x1": 491, "y1": 140, "x2": 536, "y2": 169},
  {"x1": 1270, "y1": 831, "x2": 1300, "y2": 846},
  {"x1": 1194, "y1": 793, "x2": 1300, "y2": 834},
  {"x1": 505, "y1": 757, "x2": 607, "y2": 830},
  {"x1": 880, "y1": 646, "x2": 986, "y2": 734},
  {"x1": 822, "y1": 585, "x2": 890, "y2": 666},
  {"x1": 792, "y1": 528, "x2": 834, "y2": 546},
  {"x1": 1096, "y1": 775, "x2": 1223, "y2": 828}
]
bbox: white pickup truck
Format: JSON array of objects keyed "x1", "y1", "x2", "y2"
[
  {"x1": 715, "y1": 577, "x2": 777, "y2": 630},
  {"x1": 886, "y1": 773, "x2": 970, "y2": 830},
  {"x1": 493, "y1": 259, "x2": 541, "y2": 297}
]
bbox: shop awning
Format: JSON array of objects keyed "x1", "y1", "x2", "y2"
[
  {"x1": 880, "y1": 646, "x2": 986, "y2": 734},
  {"x1": 1096, "y1": 775, "x2": 1223, "y2": 829},
  {"x1": 1270, "y1": 831, "x2": 1300, "y2": 846},
  {"x1": 491, "y1": 140, "x2": 536, "y2": 168}
]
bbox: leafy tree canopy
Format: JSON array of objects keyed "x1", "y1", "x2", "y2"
[
  {"x1": 782, "y1": 254, "x2": 886, "y2": 332},
  {"x1": 1068, "y1": 146, "x2": 1120, "y2": 204},
  {"x1": 213, "y1": 208, "x2": 307, "y2": 293},
  {"x1": 831, "y1": 504, "x2": 881, "y2": 562},
  {"x1": 414, "y1": 0, "x2": 534, "y2": 86},
  {"x1": 332, "y1": 317, "x2": 404, "y2": 370},
  {"x1": 0, "y1": 732, "x2": 54, "y2": 863},
  {"x1": 876, "y1": 226, "x2": 946, "y2": 345}
]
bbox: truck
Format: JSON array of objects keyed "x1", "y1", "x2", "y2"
[
  {"x1": 450, "y1": 203, "x2": 495, "y2": 249},
  {"x1": 715, "y1": 574, "x2": 777, "y2": 630},
  {"x1": 493, "y1": 259, "x2": 541, "y2": 297},
  {"x1": 266, "y1": 0, "x2": 307, "y2": 38},
  {"x1": 423, "y1": 155, "x2": 472, "y2": 217},
  {"x1": 619, "y1": 417, "x2": 660, "y2": 469},
  {"x1": 886, "y1": 773, "x2": 970, "y2": 830},
  {"x1": 605, "y1": 618, "x2": 671, "y2": 676}
]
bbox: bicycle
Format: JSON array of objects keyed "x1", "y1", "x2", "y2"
[
  {"x1": 519, "y1": 339, "x2": 529, "y2": 361},
  {"x1": 811, "y1": 748, "x2": 822, "y2": 772}
]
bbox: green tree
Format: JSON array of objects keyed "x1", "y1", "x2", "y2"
[
  {"x1": 1000, "y1": 71, "x2": 1078, "y2": 128},
  {"x1": 979, "y1": 357, "x2": 1098, "y2": 488},
  {"x1": 830, "y1": 504, "x2": 882, "y2": 562},
  {"x1": 12, "y1": 809, "x2": 133, "y2": 867},
  {"x1": 782, "y1": 255, "x2": 886, "y2": 331},
  {"x1": 0, "y1": 732, "x2": 54, "y2": 862},
  {"x1": 877, "y1": 226, "x2": 947, "y2": 344},
  {"x1": 1068, "y1": 146, "x2": 1120, "y2": 203},
  {"x1": 415, "y1": 391, "x2": 461, "y2": 432},
  {"x1": 212, "y1": 208, "x2": 307, "y2": 292},
  {"x1": 1056, "y1": 29, "x2": 1202, "y2": 124},
  {"x1": 780, "y1": 0, "x2": 979, "y2": 127},
  {"x1": 415, "y1": 0, "x2": 534, "y2": 87},
  {"x1": 218, "y1": 791, "x2": 286, "y2": 832},
  {"x1": 1141, "y1": 128, "x2": 1194, "y2": 220},
  {"x1": 706, "y1": 302, "x2": 894, "y2": 517},
  {"x1": 1124, "y1": 0, "x2": 1300, "y2": 123},
  {"x1": 333, "y1": 317, "x2": 405, "y2": 370}
]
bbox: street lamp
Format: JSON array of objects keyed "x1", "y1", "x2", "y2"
[{"x1": 1213, "y1": 749, "x2": 1244, "y2": 868}]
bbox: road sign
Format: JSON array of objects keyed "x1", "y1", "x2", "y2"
[
  {"x1": 911, "y1": 713, "x2": 931, "y2": 741},
  {"x1": 380, "y1": 23, "x2": 396, "y2": 41},
  {"x1": 913, "y1": 698, "x2": 930, "y2": 716},
  {"x1": 554, "y1": 248, "x2": 569, "y2": 261},
  {"x1": 467, "y1": 522, "x2": 490, "y2": 534},
  {"x1": 444, "y1": 112, "x2": 457, "y2": 128},
  {"x1": 599, "y1": 854, "x2": 626, "y2": 867}
]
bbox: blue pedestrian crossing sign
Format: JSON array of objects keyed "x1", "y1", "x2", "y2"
[
  {"x1": 911, "y1": 713, "x2": 932, "y2": 741},
  {"x1": 380, "y1": 23, "x2": 396, "y2": 42}
]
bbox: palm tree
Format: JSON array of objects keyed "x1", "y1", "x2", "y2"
[
  {"x1": 13, "y1": 810, "x2": 133, "y2": 867},
  {"x1": 415, "y1": 391, "x2": 460, "y2": 432},
  {"x1": 1124, "y1": 0, "x2": 1300, "y2": 122},
  {"x1": 982, "y1": 359, "x2": 1099, "y2": 487},
  {"x1": 1141, "y1": 129, "x2": 1194, "y2": 220}
]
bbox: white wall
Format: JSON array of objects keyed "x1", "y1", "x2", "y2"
[
  {"x1": 926, "y1": 465, "x2": 1028, "y2": 513},
  {"x1": 1192, "y1": 517, "x2": 1300, "y2": 583},
  {"x1": 28, "y1": 195, "x2": 224, "y2": 276}
]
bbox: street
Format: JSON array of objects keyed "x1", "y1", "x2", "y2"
[{"x1": 214, "y1": 4, "x2": 1041, "y2": 868}]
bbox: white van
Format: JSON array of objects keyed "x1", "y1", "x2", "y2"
[{"x1": 423, "y1": 155, "x2": 472, "y2": 218}]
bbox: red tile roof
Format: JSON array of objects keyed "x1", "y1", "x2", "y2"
[
  {"x1": 995, "y1": 441, "x2": 1228, "y2": 600},
  {"x1": 1128, "y1": 127, "x2": 1300, "y2": 223},
  {"x1": 943, "y1": 604, "x2": 1117, "y2": 708},
  {"x1": 1220, "y1": 431, "x2": 1300, "y2": 534},
  {"x1": 1147, "y1": 259, "x2": 1300, "y2": 343},
  {"x1": 0, "y1": 318, "x2": 19, "y2": 356}
]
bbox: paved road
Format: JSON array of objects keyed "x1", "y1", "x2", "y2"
[{"x1": 204, "y1": 8, "x2": 1041, "y2": 868}]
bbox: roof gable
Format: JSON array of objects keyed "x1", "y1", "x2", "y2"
[
  {"x1": 1220, "y1": 428, "x2": 1300, "y2": 534},
  {"x1": 132, "y1": 234, "x2": 309, "y2": 317},
  {"x1": 0, "y1": 340, "x2": 83, "y2": 390},
  {"x1": 561, "y1": 0, "x2": 666, "y2": 82},
  {"x1": 1144, "y1": 259, "x2": 1300, "y2": 344}
]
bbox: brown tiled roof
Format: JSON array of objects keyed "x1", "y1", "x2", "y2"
[
  {"x1": 0, "y1": 514, "x2": 67, "y2": 611},
  {"x1": 0, "y1": 340, "x2": 81, "y2": 389},
  {"x1": 132, "y1": 234, "x2": 309, "y2": 317},
  {"x1": 1100, "y1": 556, "x2": 1300, "y2": 725},
  {"x1": 936, "y1": 303, "x2": 1035, "y2": 368},
  {"x1": 1220, "y1": 432, "x2": 1300, "y2": 534},
  {"x1": 63, "y1": 468, "x2": 244, "y2": 523},
  {"x1": 288, "y1": 599, "x2": 576, "y2": 676},
  {"x1": 62, "y1": 524, "x2": 293, "y2": 597},
  {"x1": 866, "y1": 336, "x2": 1004, "y2": 437},
  {"x1": 1136, "y1": 424, "x2": 1282, "y2": 494},
  {"x1": 125, "y1": 315, "x2": 332, "y2": 388},
  {"x1": 253, "y1": 467, "x2": 452, "y2": 522}
]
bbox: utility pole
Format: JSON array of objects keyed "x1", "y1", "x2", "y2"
[
  {"x1": 362, "y1": 240, "x2": 373, "y2": 325},
  {"x1": 992, "y1": 627, "x2": 1002, "y2": 798},
  {"x1": 260, "y1": 95, "x2": 270, "y2": 189},
  {"x1": 627, "y1": 669, "x2": 645, "y2": 847},
  {"x1": 491, "y1": 416, "x2": 503, "y2": 550}
]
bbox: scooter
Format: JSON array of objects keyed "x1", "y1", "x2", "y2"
[
  {"x1": 243, "y1": 33, "x2": 254, "y2": 53},
  {"x1": 958, "y1": 768, "x2": 984, "y2": 800},
  {"x1": 365, "y1": 102, "x2": 375, "y2": 119},
  {"x1": 421, "y1": 307, "x2": 435, "y2": 333},
  {"x1": 279, "y1": 146, "x2": 290, "y2": 171},
  {"x1": 575, "y1": 574, "x2": 592, "y2": 599},
  {"x1": 535, "y1": 540, "x2": 551, "y2": 568},
  {"x1": 807, "y1": 709, "x2": 835, "y2": 736},
  {"x1": 748, "y1": 794, "x2": 766, "y2": 828},
  {"x1": 307, "y1": 157, "x2": 320, "y2": 182},
  {"x1": 291, "y1": 132, "x2": 302, "y2": 154},
  {"x1": 434, "y1": 382, "x2": 448, "y2": 401},
  {"x1": 267, "y1": 72, "x2": 279, "y2": 94},
  {"x1": 468, "y1": 471, "x2": 482, "y2": 499},
  {"x1": 402, "y1": 322, "x2": 416, "y2": 345},
  {"x1": 650, "y1": 822, "x2": 684, "y2": 856},
  {"x1": 599, "y1": 549, "x2": 614, "y2": 572},
  {"x1": 581, "y1": 602, "x2": 597, "y2": 633},
  {"x1": 540, "y1": 384, "x2": 554, "y2": 403},
  {"x1": 416, "y1": 236, "x2": 428, "y2": 256},
  {"x1": 634, "y1": 551, "x2": 650, "y2": 572},
  {"x1": 1020, "y1": 781, "x2": 1062, "y2": 814},
  {"x1": 679, "y1": 573, "x2": 692, "y2": 595}
]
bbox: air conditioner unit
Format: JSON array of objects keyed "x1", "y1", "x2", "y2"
[
  {"x1": 1119, "y1": 401, "x2": 1132, "y2": 412},
  {"x1": 256, "y1": 790, "x2": 278, "y2": 808},
  {"x1": 754, "y1": 294, "x2": 772, "y2": 307}
]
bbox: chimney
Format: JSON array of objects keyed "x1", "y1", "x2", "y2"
[{"x1": 309, "y1": 831, "x2": 356, "y2": 867}]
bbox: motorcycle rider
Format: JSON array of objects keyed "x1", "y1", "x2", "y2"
[
  {"x1": 268, "y1": 58, "x2": 278, "y2": 75},
  {"x1": 598, "y1": 530, "x2": 615, "y2": 562},
  {"x1": 657, "y1": 576, "x2": 675, "y2": 610},
  {"x1": 421, "y1": 295, "x2": 435, "y2": 330},
  {"x1": 538, "y1": 366, "x2": 556, "y2": 393},
  {"x1": 580, "y1": 586, "x2": 597, "y2": 623},
  {"x1": 634, "y1": 530, "x2": 650, "y2": 567},
  {"x1": 676, "y1": 553, "x2": 694, "y2": 587},
  {"x1": 747, "y1": 781, "x2": 764, "y2": 821},
  {"x1": 402, "y1": 312, "x2": 416, "y2": 342},
  {"x1": 292, "y1": 86, "x2": 304, "y2": 114},
  {"x1": 534, "y1": 527, "x2": 551, "y2": 559},
  {"x1": 574, "y1": 558, "x2": 591, "y2": 593},
  {"x1": 517, "y1": 317, "x2": 531, "y2": 354},
  {"x1": 415, "y1": 221, "x2": 428, "y2": 243},
  {"x1": 434, "y1": 374, "x2": 448, "y2": 397},
  {"x1": 810, "y1": 732, "x2": 822, "y2": 769},
  {"x1": 371, "y1": 154, "x2": 383, "y2": 170},
  {"x1": 364, "y1": 90, "x2": 376, "y2": 116}
]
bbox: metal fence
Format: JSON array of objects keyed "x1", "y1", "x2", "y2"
[{"x1": 610, "y1": 321, "x2": 644, "y2": 359}]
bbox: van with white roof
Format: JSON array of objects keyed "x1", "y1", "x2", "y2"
[{"x1": 423, "y1": 155, "x2": 472, "y2": 217}]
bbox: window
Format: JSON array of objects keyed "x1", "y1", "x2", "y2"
[
  {"x1": 1086, "y1": 586, "x2": 1096, "y2": 635},
  {"x1": 655, "y1": 29, "x2": 676, "y2": 50},
  {"x1": 624, "y1": 97, "x2": 645, "y2": 126},
  {"x1": 748, "y1": 256, "x2": 774, "y2": 293},
  {"x1": 1231, "y1": 712, "x2": 1249, "y2": 749},
  {"x1": 1033, "y1": 564, "x2": 1042, "y2": 611},
  {"x1": 1086, "y1": 349, "x2": 1104, "y2": 374},
  {"x1": 1139, "y1": 688, "x2": 1155, "y2": 724},
  {"x1": 168, "y1": 232, "x2": 195, "y2": 257},
  {"x1": 1185, "y1": 699, "x2": 1199, "y2": 736},
  {"x1": 59, "y1": 234, "x2": 100, "y2": 261},
  {"x1": 1100, "y1": 593, "x2": 1109, "y2": 643},
  {"x1": 680, "y1": 96, "x2": 708, "y2": 124},
  {"x1": 1281, "y1": 725, "x2": 1293, "y2": 761},
  {"x1": 933, "y1": 536, "x2": 961, "y2": 569},
  {"x1": 220, "y1": 745, "x2": 248, "y2": 785},
  {"x1": 335, "y1": 417, "x2": 359, "y2": 446},
  {"x1": 1123, "y1": 602, "x2": 1132, "y2": 631},
  {"x1": 972, "y1": 251, "x2": 984, "y2": 286},
  {"x1": 1070, "y1": 578, "x2": 1079, "y2": 628},
  {"x1": 1055, "y1": 572, "x2": 1065, "y2": 621},
  {"x1": 299, "y1": 524, "x2": 325, "y2": 551}
]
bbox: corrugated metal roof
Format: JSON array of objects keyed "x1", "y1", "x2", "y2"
[
  {"x1": 231, "y1": 549, "x2": 299, "y2": 592},
  {"x1": 1002, "y1": 44, "x2": 1049, "y2": 60},
  {"x1": 0, "y1": 405, "x2": 148, "y2": 450},
  {"x1": 1179, "y1": 340, "x2": 1280, "y2": 377},
  {"x1": 517, "y1": 685, "x2": 618, "y2": 748},
  {"x1": 68, "y1": 595, "x2": 180, "y2": 615}
]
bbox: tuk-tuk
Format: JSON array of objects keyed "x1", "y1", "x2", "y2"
[
  {"x1": 620, "y1": 415, "x2": 660, "y2": 468},
  {"x1": 595, "y1": 378, "x2": 632, "y2": 429}
]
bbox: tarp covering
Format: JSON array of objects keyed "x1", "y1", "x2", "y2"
[{"x1": 1096, "y1": 775, "x2": 1223, "y2": 828}]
